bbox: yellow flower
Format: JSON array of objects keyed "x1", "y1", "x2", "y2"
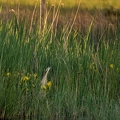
[
  {"x1": 7, "y1": 72, "x2": 10, "y2": 76},
  {"x1": 41, "y1": 85, "x2": 47, "y2": 90},
  {"x1": 110, "y1": 64, "x2": 114, "y2": 69},
  {"x1": 41, "y1": 81, "x2": 52, "y2": 91},
  {"x1": 47, "y1": 81, "x2": 52, "y2": 87},
  {"x1": 33, "y1": 74, "x2": 37, "y2": 79},
  {"x1": 23, "y1": 76, "x2": 29, "y2": 81}
]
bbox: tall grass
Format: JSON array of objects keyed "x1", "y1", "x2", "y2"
[{"x1": 0, "y1": 4, "x2": 120, "y2": 120}]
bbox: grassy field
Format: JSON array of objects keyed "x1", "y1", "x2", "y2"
[{"x1": 0, "y1": 1, "x2": 120, "y2": 120}]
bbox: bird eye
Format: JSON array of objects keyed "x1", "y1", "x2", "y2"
[
  {"x1": 44, "y1": 67, "x2": 50, "y2": 74},
  {"x1": 44, "y1": 69, "x2": 47, "y2": 74}
]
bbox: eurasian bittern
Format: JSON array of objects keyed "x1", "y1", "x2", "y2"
[
  {"x1": 38, "y1": 67, "x2": 51, "y2": 98},
  {"x1": 41, "y1": 67, "x2": 51, "y2": 87}
]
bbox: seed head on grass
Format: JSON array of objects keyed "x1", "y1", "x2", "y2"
[{"x1": 9, "y1": 9, "x2": 16, "y2": 13}]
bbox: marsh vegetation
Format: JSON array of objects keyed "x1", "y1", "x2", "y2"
[{"x1": 0, "y1": 0, "x2": 120, "y2": 119}]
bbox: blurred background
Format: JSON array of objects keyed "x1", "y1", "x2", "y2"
[{"x1": 0, "y1": 0, "x2": 120, "y2": 8}]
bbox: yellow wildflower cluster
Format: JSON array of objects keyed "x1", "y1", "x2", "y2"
[
  {"x1": 5, "y1": 70, "x2": 52, "y2": 93},
  {"x1": 41, "y1": 81, "x2": 52, "y2": 90},
  {"x1": 21, "y1": 73, "x2": 38, "y2": 81},
  {"x1": 23, "y1": 76, "x2": 29, "y2": 81}
]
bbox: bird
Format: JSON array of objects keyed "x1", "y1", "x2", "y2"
[
  {"x1": 38, "y1": 67, "x2": 51, "y2": 99},
  {"x1": 41, "y1": 67, "x2": 51, "y2": 87}
]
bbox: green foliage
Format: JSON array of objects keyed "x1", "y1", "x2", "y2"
[{"x1": 0, "y1": 8, "x2": 120, "y2": 120}]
